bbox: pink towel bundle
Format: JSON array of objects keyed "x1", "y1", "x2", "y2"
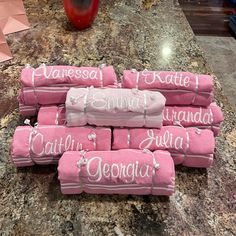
[
  {"x1": 163, "y1": 103, "x2": 223, "y2": 135},
  {"x1": 18, "y1": 64, "x2": 118, "y2": 111},
  {"x1": 11, "y1": 65, "x2": 221, "y2": 198},
  {"x1": 112, "y1": 127, "x2": 215, "y2": 168},
  {"x1": 21, "y1": 64, "x2": 117, "y2": 87},
  {"x1": 58, "y1": 149, "x2": 175, "y2": 195},
  {"x1": 11, "y1": 125, "x2": 111, "y2": 167},
  {"x1": 36, "y1": 103, "x2": 223, "y2": 136},
  {"x1": 122, "y1": 70, "x2": 214, "y2": 106},
  {"x1": 66, "y1": 88, "x2": 166, "y2": 128}
]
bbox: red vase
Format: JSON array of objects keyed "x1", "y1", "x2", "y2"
[{"x1": 63, "y1": 0, "x2": 99, "y2": 30}]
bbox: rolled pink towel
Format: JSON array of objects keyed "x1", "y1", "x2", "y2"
[
  {"x1": 36, "y1": 103, "x2": 223, "y2": 136},
  {"x1": 112, "y1": 127, "x2": 215, "y2": 168},
  {"x1": 21, "y1": 64, "x2": 117, "y2": 87},
  {"x1": 122, "y1": 70, "x2": 214, "y2": 106},
  {"x1": 58, "y1": 149, "x2": 175, "y2": 196},
  {"x1": 66, "y1": 88, "x2": 166, "y2": 128},
  {"x1": 163, "y1": 103, "x2": 223, "y2": 135},
  {"x1": 11, "y1": 125, "x2": 111, "y2": 167},
  {"x1": 18, "y1": 65, "x2": 118, "y2": 108}
]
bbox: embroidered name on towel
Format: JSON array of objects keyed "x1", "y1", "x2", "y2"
[
  {"x1": 32, "y1": 64, "x2": 99, "y2": 81},
  {"x1": 164, "y1": 107, "x2": 213, "y2": 125},
  {"x1": 139, "y1": 130, "x2": 184, "y2": 150},
  {"x1": 141, "y1": 71, "x2": 190, "y2": 87},
  {"x1": 91, "y1": 92, "x2": 142, "y2": 110},
  {"x1": 31, "y1": 133, "x2": 83, "y2": 156},
  {"x1": 85, "y1": 156, "x2": 150, "y2": 183}
]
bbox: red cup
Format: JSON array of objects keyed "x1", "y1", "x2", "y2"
[{"x1": 63, "y1": 0, "x2": 99, "y2": 30}]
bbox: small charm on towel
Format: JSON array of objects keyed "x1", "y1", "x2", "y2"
[
  {"x1": 70, "y1": 96, "x2": 76, "y2": 105},
  {"x1": 131, "y1": 88, "x2": 139, "y2": 95},
  {"x1": 99, "y1": 64, "x2": 106, "y2": 69},
  {"x1": 153, "y1": 162, "x2": 160, "y2": 170},
  {"x1": 173, "y1": 120, "x2": 184, "y2": 128},
  {"x1": 24, "y1": 119, "x2": 31, "y2": 125},
  {"x1": 142, "y1": 148, "x2": 160, "y2": 170},
  {"x1": 70, "y1": 96, "x2": 80, "y2": 105},
  {"x1": 88, "y1": 132, "x2": 96, "y2": 141},
  {"x1": 25, "y1": 64, "x2": 31, "y2": 68},
  {"x1": 77, "y1": 151, "x2": 88, "y2": 174}
]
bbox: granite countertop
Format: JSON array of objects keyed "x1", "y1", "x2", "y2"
[{"x1": 0, "y1": 0, "x2": 236, "y2": 235}]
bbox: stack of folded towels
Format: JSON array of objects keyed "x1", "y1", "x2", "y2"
[{"x1": 11, "y1": 65, "x2": 224, "y2": 196}]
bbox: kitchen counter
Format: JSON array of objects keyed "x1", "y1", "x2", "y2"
[{"x1": 0, "y1": 0, "x2": 235, "y2": 235}]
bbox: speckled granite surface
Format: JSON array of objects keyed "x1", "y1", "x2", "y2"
[{"x1": 0, "y1": 0, "x2": 236, "y2": 235}]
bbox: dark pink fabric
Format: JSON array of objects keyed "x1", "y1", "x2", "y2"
[
  {"x1": 19, "y1": 65, "x2": 118, "y2": 107},
  {"x1": 11, "y1": 125, "x2": 111, "y2": 167},
  {"x1": 163, "y1": 103, "x2": 223, "y2": 135},
  {"x1": 58, "y1": 149, "x2": 175, "y2": 195},
  {"x1": 112, "y1": 127, "x2": 215, "y2": 168},
  {"x1": 38, "y1": 106, "x2": 66, "y2": 125},
  {"x1": 122, "y1": 70, "x2": 214, "y2": 106},
  {"x1": 21, "y1": 65, "x2": 117, "y2": 87},
  {"x1": 18, "y1": 86, "x2": 70, "y2": 106}
]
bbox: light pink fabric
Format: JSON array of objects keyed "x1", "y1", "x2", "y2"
[
  {"x1": 122, "y1": 70, "x2": 214, "y2": 106},
  {"x1": 21, "y1": 64, "x2": 117, "y2": 87},
  {"x1": 11, "y1": 125, "x2": 111, "y2": 167},
  {"x1": 112, "y1": 127, "x2": 215, "y2": 168},
  {"x1": 66, "y1": 88, "x2": 166, "y2": 128},
  {"x1": 58, "y1": 149, "x2": 175, "y2": 196},
  {"x1": 36, "y1": 103, "x2": 223, "y2": 136}
]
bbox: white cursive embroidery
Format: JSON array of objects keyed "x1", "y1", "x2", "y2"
[
  {"x1": 31, "y1": 133, "x2": 83, "y2": 156},
  {"x1": 32, "y1": 64, "x2": 98, "y2": 81},
  {"x1": 164, "y1": 107, "x2": 212, "y2": 125},
  {"x1": 139, "y1": 129, "x2": 184, "y2": 150},
  {"x1": 91, "y1": 92, "x2": 141, "y2": 110},
  {"x1": 141, "y1": 71, "x2": 190, "y2": 88},
  {"x1": 86, "y1": 156, "x2": 150, "y2": 183}
]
